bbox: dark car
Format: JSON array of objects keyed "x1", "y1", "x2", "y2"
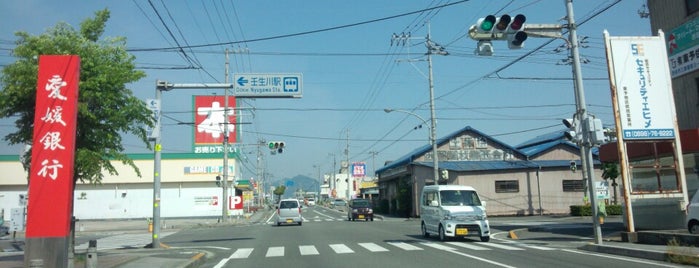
[{"x1": 347, "y1": 198, "x2": 373, "y2": 221}]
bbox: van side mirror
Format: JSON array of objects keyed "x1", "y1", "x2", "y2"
[
  {"x1": 430, "y1": 200, "x2": 439, "y2": 207},
  {"x1": 481, "y1": 201, "x2": 487, "y2": 208}
]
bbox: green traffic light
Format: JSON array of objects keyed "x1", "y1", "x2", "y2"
[
  {"x1": 480, "y1": 15, "x2": 496, "y2": 31},
  {"x1": 268, "y1": 142, "x2": 275, "y2": 149}
]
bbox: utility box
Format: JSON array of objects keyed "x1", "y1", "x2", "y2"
[{"x1": 10, "y1": 208, "x2": 24, "y2": 232}]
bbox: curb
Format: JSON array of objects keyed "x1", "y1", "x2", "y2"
[
  {"x1": 179, "y1": 251, "x2": 207, "y2": 268},
  {"x1": 579, "y1": 243, "x2": 667, "y2": 261}
]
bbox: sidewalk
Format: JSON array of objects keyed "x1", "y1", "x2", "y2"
[
  {"x1": 0, "y1": 210, "x2": 272, "y2": 268},
  {"x1": 507, "y1": 215, "x2": 699, "y2": 266}
]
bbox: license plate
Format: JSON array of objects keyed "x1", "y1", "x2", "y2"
[
  {"x1": 358, "y1": 215, "x2": 365, "y2": 219},
  {"x1": 286, "y1": 219, "x2": 293, "y2": 223},
  {"x1": 456, "y1": 228, "x2": 468, "y2": 235}
]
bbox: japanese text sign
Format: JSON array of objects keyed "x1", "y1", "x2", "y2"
[
  {"x1": 194, "y1": 95, "x2": 236, "y2": 145},
  {"x1": 26, "y1": 55, "x2": 80, "y2": 238}
]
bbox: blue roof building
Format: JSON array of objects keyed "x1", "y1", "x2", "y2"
[{"x1": 375, "y1": 126, "x2": 604, "y2": 217}]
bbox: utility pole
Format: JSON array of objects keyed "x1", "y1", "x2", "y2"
[
  {"x1": 368, "y1": 151, "x2": 378, "y2": 177},
  {"x1": 345, "y1": 129, "x2": 351, "y2": 199},
  {"x1": 221, "y1": 49, "x2": 230, "y2": 223},
  {"x1": 391, "y1": 23, "x2": 446, "y2": 185},
  {"x1": 565, "y1": 0, "x2": 602, "y2": 244}
]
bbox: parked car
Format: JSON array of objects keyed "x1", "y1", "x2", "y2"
[
  {"x1": 276, "y1": 199, "x2": 303, "y2": 226},
  {"x1": 348, "y1": 198, "x2": 373, "y2": 221},
  {"x1": 331, "y1": 199, "x2": 347, "y2": 210},
  {"x1": 686, "y1": 189, "x2": 699, "y2": 234}
]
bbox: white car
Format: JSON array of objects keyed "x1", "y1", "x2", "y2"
[
  {"x1": 307, "y1": 198, "x2": 316, "y2": 206},
  {"x1": 686, "y1": 189, "x2": 699, "y2": 234},
  {"x1": 276, "y1": 199, "x2": 303, "y2": 226}
]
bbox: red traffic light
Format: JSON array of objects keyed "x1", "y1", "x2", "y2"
[{"x1": 509, "y1": 14, "x2": 526, "y2": 31}]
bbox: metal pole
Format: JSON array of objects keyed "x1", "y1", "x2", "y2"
[
  {"x1": 566, "y1": 0, "x2": 602, "y2": 244},
  {"x1": 222, "y1": 49, "x2": 230, "y2": 222},
  {"x1": 536, "y1": 167, "x2": 543, "y2": 216},
  {"x1": 152, "y1": 83, "x2": 162, "y2": 249}
]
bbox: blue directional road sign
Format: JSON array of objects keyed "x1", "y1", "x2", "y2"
[{"x1": 233, "y1": 73, "x2": 303, "y2": 98}]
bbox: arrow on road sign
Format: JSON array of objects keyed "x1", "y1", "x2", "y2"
[{"x1": 237, "y1": 77, "x2": 248, "y2": 86}]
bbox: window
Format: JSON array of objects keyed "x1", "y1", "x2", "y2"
[
  {"x1": 688, "y1": 0, "x2": 699, "y2": 15},
  {"x1": 476, "y1": 137, "x2": 488, "y2": 148},
  {"x1": 463, "y1": 137, "x2": 474, "y2": 149},
  {"x1": 449, "y1": 138, "x2": 462, "y2": 150},
  {"x1": 423, "y1": 191, "x2": 438, "y2": 206},
  {"x1": 562, "y1": 180, "x2": 585, "y2": 192},
  {"x1": 495, "y1": 180, "x2": 519, "y2": 193}
]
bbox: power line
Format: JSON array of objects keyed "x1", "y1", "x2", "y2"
[{"x1": 127, "y1": 0, "x2": 472, "y2": 52}]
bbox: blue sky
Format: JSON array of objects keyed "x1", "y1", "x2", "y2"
[{"x1": 0, "y1": 1, "x2": 652, "y2": 181}]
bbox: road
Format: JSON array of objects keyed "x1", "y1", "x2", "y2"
[{"x1": 160, "y1": 206, "x2": 683, "y2": 268}]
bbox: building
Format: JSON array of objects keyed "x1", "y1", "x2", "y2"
[
  {"x1": 376, "y1": 126, "x2": 605, "y2": 218},
  {"x1": 0, "y1": 152, "x2": 260, "y2": 221}
]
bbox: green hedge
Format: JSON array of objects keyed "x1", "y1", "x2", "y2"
[{"x1": 569, "y1": 204, "x2": 622, "y2": 216}]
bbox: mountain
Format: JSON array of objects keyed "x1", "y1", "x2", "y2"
[{"x1": 269, "y1": 175, "x2": 321, "y2": 199}]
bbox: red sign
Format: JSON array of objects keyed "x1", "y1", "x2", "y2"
[
  {"x1": 229, "y1": 195, "x2": 243, "y2": 210},
  {"x1": 26, "y1": 55, "x2": 80, "y2": 238},
  {"x1": 194, "y1": 95, "x2": 236, "y2": 144}
]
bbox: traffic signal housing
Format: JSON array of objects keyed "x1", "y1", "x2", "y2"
[
  {"x1": 507, "y1": 14, "x2": 527, "y2": 49},
  {"x1": 476, "y1": 15, "x2": 497, "y2": 33},
  {"x1": 562, "y1": 118, "x2": 582, "y2": 144},
  {"x1": 216, "y1": 175, "x2": 221, "y2": 187},
  {"x1": 268, "y1": 141, "x2": 286, "y2": 154}
]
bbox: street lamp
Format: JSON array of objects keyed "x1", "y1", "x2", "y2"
[{"x1": 384, "y1": 108, "x2": 439, "y2": 184}]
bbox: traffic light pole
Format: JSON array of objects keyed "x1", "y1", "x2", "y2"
[{"x1": 566, "y1": 0, "x2": 603, "y2": 245}]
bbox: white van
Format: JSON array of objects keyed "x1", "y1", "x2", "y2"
[{"x1": 420, "y1": 185, "x2": 490, "y2": 242}]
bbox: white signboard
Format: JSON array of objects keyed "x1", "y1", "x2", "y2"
[
  {"x1": 233, "y1": 73, "x2": 302, "y2": 98},
  {"x1": 605, "y1": 33, "x2": 677, "y2": 140},
  {"x1": 595, "y1": 181, "x2": 610, "y2": 200}
]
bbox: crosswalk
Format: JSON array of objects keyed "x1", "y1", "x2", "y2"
[{"x1": 214, "y1": 240, "x2": 556, "y2": 265}]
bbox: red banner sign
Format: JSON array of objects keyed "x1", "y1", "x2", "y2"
[
  {"x1": 26, "y1": 55, "x2": 80, "y2": 238},
  {"x1": 194, "y1": 95, "x2": 236, "y2": 144}
]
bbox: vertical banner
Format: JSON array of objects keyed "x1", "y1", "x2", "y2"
[{"x1": 26, "y1": 55, "x2": 80, "y2": 238}]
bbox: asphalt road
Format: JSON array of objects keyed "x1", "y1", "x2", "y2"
[{"x1": 160, "y1": 206, "x2": 684, "y2": 268}]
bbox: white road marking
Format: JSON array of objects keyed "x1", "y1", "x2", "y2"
[
  {"x1": 477, "y1": 242, "x2": 524, "y2": 250},
  {"x1": 387, "y1": 242, "x2": 423, "y2": 251},
  {"x1": 358, "y1": 242, "x2": 389, "y2": 252},
  {"x1": 299, "y1": 245, "x2": 320, "y2": 255},
  {"x1": 266, "y1": 246, "x2": 285, "y2": 257},
  {"x1": 446, "y1": 241, "x2": 490, "y2": 250},
  {"x1": 329, "y1": 244, "x2": 354, "y2": 254}
]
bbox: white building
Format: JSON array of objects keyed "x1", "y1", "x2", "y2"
[{"x1": 0, "y1": 153, "x2": 251, "y2": 221}]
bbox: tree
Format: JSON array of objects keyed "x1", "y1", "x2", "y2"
[
  {"x1": 601, "y1": 162, "x2": 620, "y2": 204},
  {"x1": 0, "y1": 9, "x2": 152, "y2": 184},
  {"x1": 273, "y1": 185, "x2": 287, "y2": 202}
]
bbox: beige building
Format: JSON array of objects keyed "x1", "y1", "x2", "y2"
[{"x1": 377, "y1": 126, "x2": 606, "y2": 218}]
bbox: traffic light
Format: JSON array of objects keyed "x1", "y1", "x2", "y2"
[
  {"x1": 216, "y1": 175, "x2": 221, "y2": 187},
  {"x1": 268, "y1": 141, "x2": 286, "y2": 154},
  {"x1": 507, "y1": 14, "x2": 527, "y2": 49},
  {"x1": 562, "y1": 118, "x2": 582, "y2": 144},
  {"x1": 440, "y1": 169, "x2": 449, "y2": 180},
  {"x1": 494, "y1": 14, "x2": 511, "y2": 33},
  {"x1": 476, "y1": 15, "x2": 497, "y2": 33}
]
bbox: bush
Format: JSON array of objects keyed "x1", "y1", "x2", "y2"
[{"x1": 570, "y1": 204, "x2": 622, "y2": 216}]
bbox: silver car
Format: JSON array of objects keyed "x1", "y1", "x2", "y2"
[{"x1": 276, "y1": 199, "x2": 303, "y2": 226}]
